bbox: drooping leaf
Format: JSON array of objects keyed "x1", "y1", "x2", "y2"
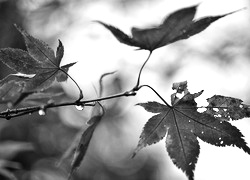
[
  {"x1": 205, "y1": 95, "x2": 250, "y2": 120},
  {"x1": 68, "y1": 71, "x2": 113, "y2": 179},
  {"x1": 97, "y1": 5, "x2": 243, "y2": 51},
  {"x1": 134, "y1": 81, "x2": 250, "y2": 180},
  {"x1": 69, "y1": 103, "x2": 104, "y2": 179}
]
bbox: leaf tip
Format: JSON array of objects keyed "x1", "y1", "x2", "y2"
[
  {"x1": 130, "y1": 152, "x2": 137, "y2": 159},
  {"x1": 92, "y1": 20, "x2": 105, "y2": 26},
  {"x1": 13, "y1": 24, "x2": 24, "y2": 34},
  {"x1": 58, "y1": 39, "x2": 63, "y2": 46}
]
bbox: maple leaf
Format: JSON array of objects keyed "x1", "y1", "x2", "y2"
[
  {"x1": 134, "y1": 81, "x2": 250, "y2": 180},
  {"x1": 0, "y1": 25, "x2": 76, "y2": 91},
  {"x1": 14, "y1": 25, "x2": 76, "y2": 90},
  {"x1": 0, "y1": 25, "x2": 77, "y2": 104},
  {"x1": 97, "y1": 5, "x2": 243, "y2": 51}
]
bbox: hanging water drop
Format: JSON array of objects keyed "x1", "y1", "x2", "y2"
[
  {"x1": 75, "y1": 105, "x2": 84, "y2": 111},
  {"x1": 38, "y1": 109, "x2": 46, "y2": 116},
  {"x1": 220, "y1": 141, "x2": 224, "y2": 144}
]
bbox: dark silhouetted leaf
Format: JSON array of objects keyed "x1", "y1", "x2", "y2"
[
  {"x1": 134, "y1": 81, "x2": 250, "y2": 180},
  {"x1": 97, "y1": 5, "x2": 243, "y2": 51},
  {"x1": 95, "y1": 21, "x2": 140, "y2": 47}
]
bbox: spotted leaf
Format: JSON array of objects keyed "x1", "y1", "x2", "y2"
[{"x1": 134, "y1": 81, "x2": 250, "y2": 180}]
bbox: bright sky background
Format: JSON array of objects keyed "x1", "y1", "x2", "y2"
[{"x1": 27, "y1": 0, "x2": 250, "y2": 179}]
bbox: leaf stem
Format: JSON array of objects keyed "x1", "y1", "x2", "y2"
[
  {"x1": 59, "y1": 68, "x2": 83, "y2": 102},
  {"x1": 133, "y1": 51, "x2": 153, "y2": 91},
  {"x1": 99, "y1": 71, "x2": 117, "y2": 97},
  {"x1": 140, "y1": 84, "x2": 171, "y2": 107}
]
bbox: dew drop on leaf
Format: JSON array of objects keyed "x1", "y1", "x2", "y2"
[
  {"x1": 38, "y1": 109, "x2": 46, "y2": 116},
  {"x1": 75, "y1": 105, "x2": 84, "y2": 111}
]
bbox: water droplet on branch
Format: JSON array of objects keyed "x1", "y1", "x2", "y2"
[
  {"x1": 38, "y1": 109, "x2": 46, "y2": 116},
  {"x1": 75, "y1": 105, "x2": 84, "y2": 111}
]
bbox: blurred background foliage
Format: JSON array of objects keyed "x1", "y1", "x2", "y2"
[{"x1": 0, "y1": 0, "x2": 250, "y2": 180}]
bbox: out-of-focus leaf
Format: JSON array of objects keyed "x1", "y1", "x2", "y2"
[
  {"x1": 134, "y1": 81, "x2": 250, "y2": 180},
  {"x1": 23, "y1": 87, "x2": 65, "y2": 106},
  {"x1": 0, "y1": 74, "x2": 32, "y2": 105},
  {"x1": 97, "y1": 5, "x2": 243, "y2": 51},
  {"x1": 69, "y1": 103, "x2": 103, "y2": 179},
  {"x1": 95, "y1": 21, "x2": 140, "y2": 47},
  {"x1": 60, "y1": 72, "x2": 113, "y2": 176},
  {"x1": 0, "y1": 141, "x2": 33, "y2": 159},
  {"x1": 0, "y1": 160, "x2": 20, "y2": 180},
  {"x1": 205, "y1": 95, "x2": 250, "y2": 120}
]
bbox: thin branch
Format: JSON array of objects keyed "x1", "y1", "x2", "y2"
[
  {"x1": 0, "y1": 89, "x2": 138, "y2": 120},
  {"x1": 133, "y1": 51, "x2": 153, "y2": 91}
]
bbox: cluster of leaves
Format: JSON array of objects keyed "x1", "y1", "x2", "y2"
[{"x1": 0, "y1": 4, "x2": 248, "y2": 180}]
